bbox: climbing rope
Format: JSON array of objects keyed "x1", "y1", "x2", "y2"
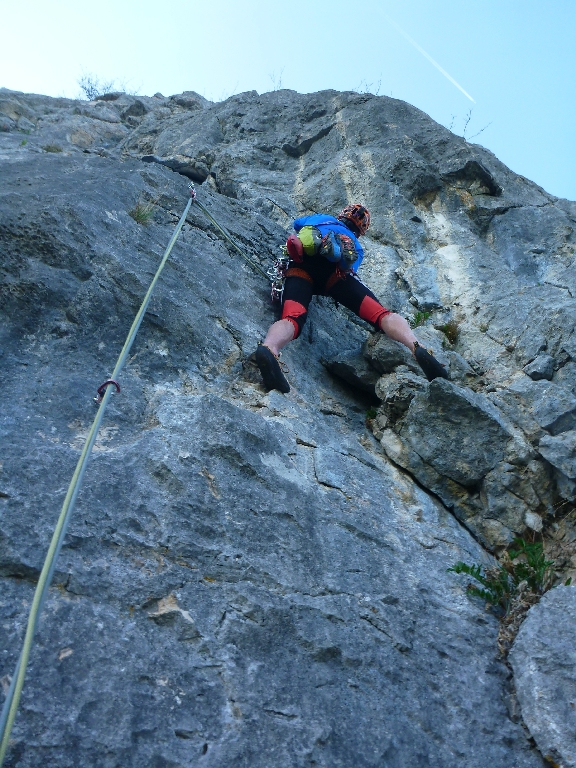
[
  {"x1": 0, "y1": 187, "x2": 199, "y2": 765},
  {"x1": 0, "y1": 181, "x2": 278, "y2": 765},
  {"x1": 193, "y1": 198, "x2": 270, "y2": 280}
]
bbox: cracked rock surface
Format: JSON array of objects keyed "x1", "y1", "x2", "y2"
[
  {"x1": 510, "y1": 587, "x2": 576, "y2": 768},
  {"x1": 2, "y1": 84, "x2": 574, "y2": 766}
]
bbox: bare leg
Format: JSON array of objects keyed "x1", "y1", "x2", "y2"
[
  {"x1": 379, "y1": 313, "x2": 417, "y2": 355},
  {"x1": 262, "y1": 319, "x2": 295, "y2": 356}
]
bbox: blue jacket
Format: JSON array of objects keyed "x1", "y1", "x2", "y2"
[{"x1": 293, "y1": 214, "x2": 365, "y2": 273}]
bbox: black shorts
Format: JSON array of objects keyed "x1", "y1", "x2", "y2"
[{"x1": 281, "y1": 257, "x2": 391, "y2": 338}]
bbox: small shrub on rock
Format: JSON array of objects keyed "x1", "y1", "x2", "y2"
[
  {"x1": 436, "y1": 319, "x2": 460, "y2": 345},
  {"x1": 78, "y1": 73, "x2": 116, "y2": 101},
  {"x1": 450, "y1": 539, "x2": 555, "y2": 611},
  {"x1": 43, "y1": 144, "x2": 62, "y2": 153},
  {"x1": 129, "y1": 199, "x2": 155, "y2": 225},
  {"x1": 365, "y1": 406, "x2": 378, "y2": 429},
  {"x1": 449, "y1": 538, "x2": 568, "y2": 654},
  {"x1": 410, "y1": 311, "x2": 431, "y2": 328}
]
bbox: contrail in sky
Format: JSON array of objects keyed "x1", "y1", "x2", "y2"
[{"x1": 384, "y1": 15, "x2": 475, "y2": 103}]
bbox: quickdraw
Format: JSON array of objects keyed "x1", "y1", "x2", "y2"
[
  {"x1": 267, "y1": 244, "x2": 290, "y2": 303},
  {"x1": 94, "y1": 379, "x2": 121, "y2": 404}
]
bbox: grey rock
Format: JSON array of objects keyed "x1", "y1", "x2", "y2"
[
  {"x1": 400, "y1": 264, "x2": 443, "y2": 310},
  {"x1": 555, "y1": 471, "x2": 576, "y2": 502},
  {"x1": 517, "y1": 332, "x2": 549, "y2": 368},
  {"x1": 323, "y1": 352, "x2": 380, "y2": 394},
  {"x1": 489, "y1": 388, "x2": 547, "y2": 445},
  {"x1": 378, "y1": 427, "x2": 508, "y2": 547},
  {"x1": 400, "y1": 379, "x2": 513, "y2": 487},
  {"x1": 17, "y1": 115, "x2": 35, "y2": 132},
  {"x1": 0, "y1": 95, "x2": 37, "y2": 122},
  {"x1": 507, "y1": 377, "x2": 576, "y2": 436},
  {"x1": 95, "y1": 91, "x2": 124, "y2": 101},
  {"x1": 375, "y1": 365, "x2": 428, "y2": 422},
  {"x1": 524, "y1": 353, "x2": 556, "y2": 381},
  {"x1": 562, "y1": 330, "x2": 576, "y2": 361},
  {"x1": 142, "y1": 153, "x2": 211, "y2": 183},
  {"x1": 370, "y1": 406, "x2": 390, "y2": 440},
  {"x1": 482, "y1": 462, "x2": 548, "y2": 533},
  {"x1": 444, "y1": 350, "x2": 478, "y2": 385},
  {"x1": 510, "y1": 587, "x2": 576, "y2": 768},
  {"x1": 78, "y1": 102, "x2": 122, "y2": 123},
  {"x1": 363, "y1": 333, "x2": 419, "y2": 374},
  {"x1": 441, "y1": 159, "x2": 503, "y2": 197},
  {"x1": 0, "y1": 84, "x2": 570, "y2": 766},
  {"x1": 489, "y1": 205, "x2": 572, "y2": 286},
  {"x1": 539, "y1": 430, "x2": 576, "y2": 479},
  {"x1": 121, "y1": 99, "x2": 150, "y2": 119},
  {"x1": 169, "y1": 91, "x2": 210, "y2": 110},
  {"x1": 377, "y1": 377, "x2": 556, "y2": 545},
  {"x1": 0, "y1": 115, "x2": 15, "y2": 131},
  {"x1": 554, "y1": 361, "x2": 576, "y2": 395}
]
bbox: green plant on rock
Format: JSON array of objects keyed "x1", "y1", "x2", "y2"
[
  {"x1": 507, "y1": 538, "x2": 559, "y2": 593},
  {"x1": 436, "y1": 319, "x2": 460, "y2": 345},
  {"x1": 449, "y1": 538, "x2": 556, "y2": 613},
  {"x1": 449, "y1": 561, "x2": 512, "y2": 608},
  {"x1": 129, "y1": 199, "x2": 155, "y2": 225},
  {"x1": 43, "y1": 144, "x2": 62, "y2": 153},
  {"x1": 410, "y1": 310, "x2": 431, "y2": 328}
]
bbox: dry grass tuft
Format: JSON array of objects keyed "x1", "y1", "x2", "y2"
[
  {"x1": 436, "y1": 319, "x2": 460, "y2": 345},
  {"x1": 129, "y1": 199, "x2": 155, "y2": 225}
]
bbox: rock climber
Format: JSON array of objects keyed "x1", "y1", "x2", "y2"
[{"x1": 255, "y1": 203, "x2": 448, "y2": 393}]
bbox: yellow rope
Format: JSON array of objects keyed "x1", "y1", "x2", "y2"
[
  {"x1": 0, "y1": 194, "x2": 193, "y2": 766},
  {"x1": 194, "y1": 199, "x2": 270, "y2": 280},
  {"x1": 0, "y1": 186, "x2": 273, "y2": 765}
]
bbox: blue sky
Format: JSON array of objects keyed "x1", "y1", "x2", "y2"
[{"x1": 2, "y1": 0, "x2": 574, "y2": 200}]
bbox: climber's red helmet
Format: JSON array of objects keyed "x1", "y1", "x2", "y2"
[{"x1": 337, "y1": 203, "x2": 371, "y2": 236}]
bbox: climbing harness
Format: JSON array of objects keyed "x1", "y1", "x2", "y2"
[{"x1": 325, "y1": 266, "x2": 350, "y2": 293}]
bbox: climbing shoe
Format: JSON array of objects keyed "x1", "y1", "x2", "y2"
[
  {"x1": 255, "y1": 344, "x2": 290, "y2": 393},
  {"x1": 414, "y1": 341, "x2": 449, "y2": 382}
]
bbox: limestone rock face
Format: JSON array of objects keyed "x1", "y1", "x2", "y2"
[
  {"x1": 524, "y1": 353, "x2": 556, "y2": 381},
  {"x1": 2, "y1": 84, "x2": 574, "y2": 766},
  {"x1": 510, "y1": 587, "x2": 576, "y2": 768},
  {"x1": 539, "y1": 431, "x2": 576, "y2": 501}
]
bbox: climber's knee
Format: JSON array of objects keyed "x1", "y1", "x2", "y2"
[
  {"x1": 359, "y1": 295, "x2": 392, "y2": 329},
  {"x1": 281, "y1": 299, "x2": 308, "y2": 339}
]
